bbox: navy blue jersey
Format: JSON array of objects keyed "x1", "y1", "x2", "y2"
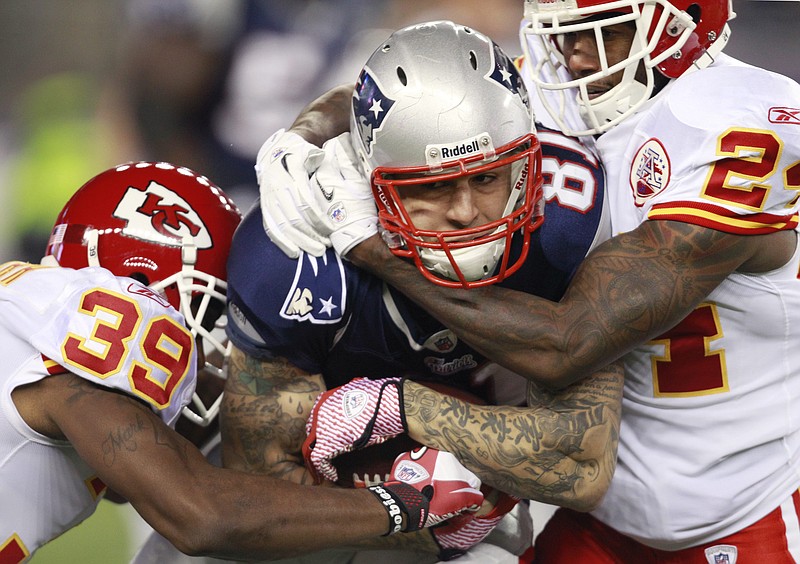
[{"x1": 226, "y1": 129, "x2": 606, "y2": 397}]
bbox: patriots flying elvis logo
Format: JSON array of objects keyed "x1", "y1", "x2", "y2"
[
  {"x1": 352, "y1": 68, "x2": 396, "y2": 157},
  {"x1": 489, "y1": 43, "x2": 528, "y2": 107}
]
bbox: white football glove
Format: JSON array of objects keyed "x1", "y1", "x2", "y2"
[
  {"x1": 310, "y1": 132, "x2": 378, "y2": 257},
  {"x1": 256, "y1": 128, "x2": 329, "y2": 258}
]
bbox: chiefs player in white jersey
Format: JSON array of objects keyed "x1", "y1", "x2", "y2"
[
  {"x1": 0, "y1": 162, "x2": 486, "y2": 563},
  {"x1": 259, "y1": 2, "x2": 800, "y2": 562}
]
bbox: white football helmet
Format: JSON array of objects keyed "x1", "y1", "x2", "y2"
[
  {"x1": 350, "y1": 20, "x2": 544, "y2": 289},
  {"x1": 521, "y1": 0, "x2": 735, "y2": 135}
]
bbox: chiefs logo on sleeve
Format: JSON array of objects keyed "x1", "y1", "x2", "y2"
[{"x1": 112, "y1": 180, "x2": 212, "y2": 248}]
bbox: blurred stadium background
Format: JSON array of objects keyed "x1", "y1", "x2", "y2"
[{"x1": 0, "y1": 1, "x2": 797, "y2": 562}]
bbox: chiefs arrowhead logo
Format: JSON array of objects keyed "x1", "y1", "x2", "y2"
[{"x1": 112, "y1": 181, "x2": 211, "y2": 247}]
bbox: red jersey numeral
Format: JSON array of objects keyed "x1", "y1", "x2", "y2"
[
  {"x1": 62, "y1": 289, "x2": 193, "y2": 408},
  {"x1": 650, "y1": 303, "x2": 728, "y2": 397},
  {"x1": 702, "y1": 128, "x2": 782, "y2": 211}
]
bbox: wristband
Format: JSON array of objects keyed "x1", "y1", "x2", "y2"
[{"x1": 367, "y1": 481, "x2": 429, "y2": 535}]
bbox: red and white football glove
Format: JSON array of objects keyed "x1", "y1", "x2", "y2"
[
  {"x1": 431, "y1": 484, "x2": 521, "y2": 560},
  {"x1": 303, "y1": 377, "x2": 407, "y2": 484},
  {"x1": 391, "y1": 447, "x2": 484, "y2": 526},
  {"x1": 367, "y1": 446, "x2": 484, "y2": 536}
]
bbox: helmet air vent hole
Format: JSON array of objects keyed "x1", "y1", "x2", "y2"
[
  {"x1": 469, "y1": 51, "x2": 478, "y2": 70},
  {"x1": 397, "y1": 66, "x2": 407, "y2": 86}
]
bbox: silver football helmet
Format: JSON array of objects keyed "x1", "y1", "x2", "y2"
[
  {"x1": 521, "y1": 0, "x2": 735, "y2": 135},
  {"x1": 350, "y1": 20, "x2": 544, "y2": 289}
]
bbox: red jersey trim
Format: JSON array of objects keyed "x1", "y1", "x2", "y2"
[{"x1": 41, "y1": 355, "x2": 69, "y2": 375}]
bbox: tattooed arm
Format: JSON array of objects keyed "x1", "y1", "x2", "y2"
[
  {"x1": 221, "y1": 345, "x2": 325, "y2": 485},
  {"x1": 219, "y1": 346, "x2": 452, "y2": 555},
  {"x1": 349, "y1": 221, "x2": 795, "y2": 388},
  {"x1": 403, "y1": 361, "x2": 624, "y2": 512},
  {"x1": 11, "y1": 372, "x2": 392, "y2": 559}
]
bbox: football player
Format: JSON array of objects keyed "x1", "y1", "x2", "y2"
[
  {"x1": 0, "y1": 162, "x2": 484, "y2": 562},
  {"x1": 225, "y1": 21, "x2": 622, "y2": 563},
  {"x1": 266, "y1": 2, "x2": 800, "y2": 561}
]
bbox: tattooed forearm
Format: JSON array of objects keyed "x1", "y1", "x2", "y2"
[
  {"x1": 352, "y1": 221, "x2": 750, "y2": 387},
  {"x1": 403, "y1": 362, "x2": 623, "y2": 511},
  {"x1": 101, "y1": 411, "x2": 146, "y2": 466},
  {"x1": 221, "y1": 347, "x2": 324, "y2": 483}
]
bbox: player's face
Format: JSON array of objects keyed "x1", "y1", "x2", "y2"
[
  {"x1": 557, "y1": 19, "x2": 640, "y2": 96},
  {"x1": 394, "y1": 164, "x2": 514, "y2": 237}
]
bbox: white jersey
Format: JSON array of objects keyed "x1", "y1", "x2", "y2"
[
  {"x1": 0, "y1": 262, "x2": 196, "y2": 561},
  {"x1": 591, "y1": 55, "x2": 800, "y2": 549}
]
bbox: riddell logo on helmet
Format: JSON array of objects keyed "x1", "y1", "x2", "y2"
[
  {"x1": 440, "y1": 140, "x2": 481, "y2": 159},
  {"x1": 113, "y1": 181, "x2": 212, "y2": 248}
]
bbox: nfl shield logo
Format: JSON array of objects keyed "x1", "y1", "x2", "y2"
[
  {"x1": 394, "y1": 460, "x2": 429, "y2": 485},
  {"x1": 342, "y1": 390, "x2": 368, "y2": 419},
  {"x1": 704, "y1": 544, "x2": 737, "y2": 564}
]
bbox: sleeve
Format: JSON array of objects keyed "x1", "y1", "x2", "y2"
[
  {"x1": 25, "y1": 267, "x2": 197, "y2": 427},
  {"x1": 634, "y1": 63, "x2": 800, "y2": 234},
  {"x1": 537, "y1": 127, "x2": 611, "y2": 275},
  {"x1": 225, "y1": 206, "x2": 350, "y2": 375}
]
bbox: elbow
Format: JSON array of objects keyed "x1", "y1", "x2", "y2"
[
  {"x1": 567, "y1": 482, "x2": 609, "y2": 513},
  {"x1": 530, "y1": 369, "x2": 585, "y2": 392},
  {"x1": 563, "y1": 462, "x2": 614, "y2": 513},
  {"x1": 156, "y1": 513, "x2": 226, "y2": 558},
  {"x1": 512, "y1": 353, "x2": 589, "y2": 390}
]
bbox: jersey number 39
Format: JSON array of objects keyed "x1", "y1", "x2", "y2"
[{"x1": 62, "y1": 288, "x2": 193, "y2": 409}]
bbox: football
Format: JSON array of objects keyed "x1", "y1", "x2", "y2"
[{"x1": 330, "y1": 381, "x2": 486, "y2": 488}]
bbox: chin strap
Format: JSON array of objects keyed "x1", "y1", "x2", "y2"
[
  {"x1": 85, "y1": 229, "x2": 100, "y2": 267},
  {"x1": 690, "y1": 23, "x2": 732, "y2": 74}
]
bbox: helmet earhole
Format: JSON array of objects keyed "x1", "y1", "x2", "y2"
[
  {"x1": 469, "y1": 51, "x2": 478, "y2": 70},
  {"x1": 396, "y1": 66, "x2": 407, "y2": 86},
  {"x1": 130, "y1": 272, "x2": 150, "y2": 286},
  {"x1": 686, "y1": 4, "x2": 701, "y2": 23}
]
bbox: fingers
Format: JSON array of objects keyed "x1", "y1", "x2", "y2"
[{"x1": 257, "y1": 129, "x2": 332, "y2": 257}]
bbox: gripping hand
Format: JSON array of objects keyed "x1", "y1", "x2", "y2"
[
  {"x1": 303, "y1": 377, "x2": 407, "y2": 484},
  {"x1": 369, "y1": 446, "x2": 484, "y2": 536},
  {"x1": 432, "y1": 486, "x2": 521, "y2": 561},
  {"x1": 391, "y1": 447, "x2": 483, "y2": 527},
  {"x1": 256, "y1": 128, "x2": 328, "y2": 258},
  {"x1": 310, "y1": 132, "x2": 378, "y2": 256}
]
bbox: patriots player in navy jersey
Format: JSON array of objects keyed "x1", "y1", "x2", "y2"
[{"x1": 224, "y1": 21, "x2": 621, "y2": 562}]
